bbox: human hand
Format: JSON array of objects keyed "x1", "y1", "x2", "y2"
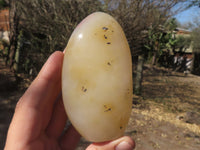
[{"x1": 4, "y1": 51, "x2": 135, "y2": 150}]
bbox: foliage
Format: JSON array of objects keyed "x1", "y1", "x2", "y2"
[
  {"x1": 107, "y1": 0, "x2": 186, "y2": 57},
  {"x1": 175, "y1": 35, "x2": 192, "y2": 52},
  {"x1": 191, "y1": 27, "x2": 200, "y2": 53},
  {"x1": 191, "y1": 24, "x2": 200, "y2": 75},
  {"x1": 11, "y1": 0, "x2": 104, "y2": 75},
  {"x1": 101, "y1": 0, "x2": 187, "y2": 95},
  {"x1": 146, "y1": 29, "x2": 171, "y2": 57},
  {"x1": 188, "y1": 0, "x2": 200, "y2": 7},
  {"x1": 144, "y1": 18, "x2": 178, "y2": 65},
  {"x1": 0, "y1": 0, "x2": 8, "y2": 9},
  {"x1": 192, "y1": 53, "x2": 200, "y2": 75},
  {"x1": 109, "y1": 0, "x2": 177, "y2": 55},
  {"x1": 6, "y1": 0, "x2": 190, "y2": 84},
  {"x1": 165, "y1": 18, "x2": 179, "y2": 32},
  {"x1": 0, "y1": 39, "x2": 9, "y2": 58}
]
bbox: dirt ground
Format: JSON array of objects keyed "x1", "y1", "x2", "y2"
[{"x1": 0, "y1": 58, "x2": 200, "y2": 150}]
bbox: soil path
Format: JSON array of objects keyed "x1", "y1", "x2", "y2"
[
  {"x1": 76, "y1": 67, "x2": 200, "y2": 150},
  {"x1": 0, "y1": 58, "x2": 200, "y2": 150}
]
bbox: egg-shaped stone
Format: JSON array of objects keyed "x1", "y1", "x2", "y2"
[{"x1": 62, "y1": 12, "x2": 132, "y2": 142}]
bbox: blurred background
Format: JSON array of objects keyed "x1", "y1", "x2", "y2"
[{"x1": 0, "y1": 0, "x2": 200, "y2": 149}]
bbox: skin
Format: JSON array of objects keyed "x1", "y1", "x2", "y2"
[{"x1": 4, "y1": 51, "x2": 135, "y2": 150}]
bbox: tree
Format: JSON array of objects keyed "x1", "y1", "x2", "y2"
[
  {"x1": 0, "y1": 0, "x2": 8, "y2": 9},
  {"x1": 179, "y1": 1, "x2": 200, "y2": 75},
  {"x1": 7, "y1": 0, "x2": 19, "y2": 70},
  {"x1": 8, "y1": 0, "x2": 103, "y2": 75},
  {"x1": 188, "y1": 0, "x2": 200, "y2": 7},
  {"x1": 191, "y1": 26, "x2": 200, "y2": 74},
  {"x1": 8, "y1": 0, "x2": 188, "y2": 94},
  {"x1": 175, "y1": 36, "x2": 192, "y2": 52},
  {"x1": 106, "y1": 0, "x2": 187, "y2": 95},
  {"x1": 192, "y1": 28, "x2": 200, "y2": 53}
]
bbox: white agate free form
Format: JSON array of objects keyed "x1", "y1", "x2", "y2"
[{"x1": 62, "y1": 12, "x2": 132, "y2": 142}]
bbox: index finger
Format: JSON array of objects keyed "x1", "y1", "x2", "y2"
[
  {"x1": 17, "y1": 51, "x2": 64, "y2": 113},
  {"x1": 9, "y1": 51, "x2": 64, "y2": 141}
]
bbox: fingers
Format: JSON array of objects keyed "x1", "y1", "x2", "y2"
[
  {"x1": 46, "y1": 93, "x2": 68, "y2": 139},
  {"x1": 5, "y1": 51, "x2": 64, "y2": 148},
  {"x1": 59, "y1": 125, "x2": 81, "y2": 150},
  {"x1": 16, "y1": 51, "x2": 64, "y2": 129},
  {"x1": 86, "y1": 136, "x2": 135, "y2": 150},
  {"x1": 18, "y1": 51, "x2": 64, "y2": 112}
]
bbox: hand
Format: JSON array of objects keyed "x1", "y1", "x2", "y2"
[{"x1": 4, "y1": 51, "x2": 135, "y2": 150}]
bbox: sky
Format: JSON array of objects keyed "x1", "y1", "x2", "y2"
[{"x1": 174, "y1": 6, "x2": 200, "y2": 25}]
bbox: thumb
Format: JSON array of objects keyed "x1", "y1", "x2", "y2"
[{"x1": 86, "y1": 136, "x2": 135, "y2": 150}]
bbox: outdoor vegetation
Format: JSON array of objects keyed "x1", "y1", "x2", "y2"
[
  {"x1": 1, "y1": 0, "x2": 200, "y2": 85},
  {"x1": 0, "y1": 0, "x2": 200, "y2": 150}
]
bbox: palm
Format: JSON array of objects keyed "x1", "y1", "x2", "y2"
[
  {"x1": 5, "y1": 52, "x2": 80, "y2": 150},
  {"x1": 4, "y1": 51, "x2": 134, "y2": 150},
  {"x1": 23, "y1": 97, "x2": 80, "y2": 150}
]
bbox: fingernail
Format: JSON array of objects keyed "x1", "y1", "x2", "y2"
[{"x1": 115, "y1": 141, "x2": 133, "y2": 150}]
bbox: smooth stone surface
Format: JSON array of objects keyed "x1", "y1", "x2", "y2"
[{"x1": 62, "y1": 12, "x2": 132, "y2": 142}]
